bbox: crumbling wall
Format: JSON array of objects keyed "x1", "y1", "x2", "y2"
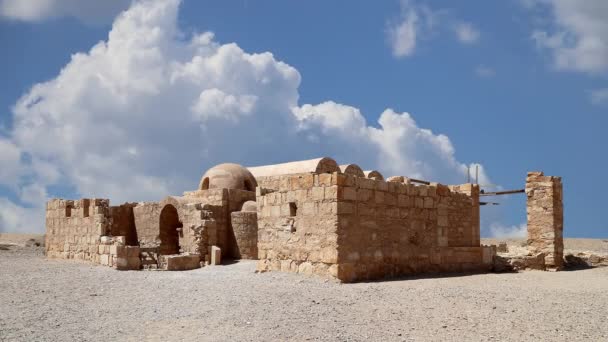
[
  {"x1": 45, "y1": 198, "x2": 110, "y2": 263},
  {"x1": 256, "y1": 172, "x2": 490, "y2": 282},
  {"x1": 526, "y1": 171, "x2": 564, "y2": 270},
  {"x1": 182, "y1": 188, "x2": 255, "y2": 259}
]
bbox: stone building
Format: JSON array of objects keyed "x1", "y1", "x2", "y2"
[{"x1": 45, "y1": 157, "x2": 563, "y2": 282}]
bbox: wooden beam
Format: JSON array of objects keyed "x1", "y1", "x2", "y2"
[
  {"x1": 410, "y1": 178, "x2": 430, "y2": 185},
  {"x1": 480, "y1": 189, "x2": 525, "y2": 196},
  {"x1": 480, "y1": 201, "x2": 499, "y2": 206}
]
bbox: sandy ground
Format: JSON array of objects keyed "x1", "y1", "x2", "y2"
[
  {"x1": 481, "y1": 238, "x2": 608, "y2": 256},
  {"x1": 1, "y1": 241, "x2": 607, "y2": 342}
]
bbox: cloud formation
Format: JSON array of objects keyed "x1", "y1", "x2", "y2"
[
  {"x1": 0, "y1": 0, "x2": 487, "y2": 232},
  {"x1": 489, "y1": 222, "x2": 527, "y2": 239},
  {"x1": 386, "y1": 1, "x2": 481, "y2": 58},
  {"x1": 529, "y1": 0, "x2": 608, "y2": 74},
  {"x1": 454, "y1": 22, "x2": 480, "y2": 44},
  {"x1": 386, "y1": 0, "x2": 424, "y2": 58},
  {"x1": 474, "y1": 65, "x2": 496, "y2": 78},
  {"x1": 0, "y1": 0, "x2": 130, "y2": 24},
  {"x1": 589, "y1": 88, "x2": 608, "y2": 106}
]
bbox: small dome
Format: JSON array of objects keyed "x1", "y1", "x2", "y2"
[
  {"x1": 241, "y1": 201, "x2": 257, "y2": 212},
  {"x1": 199, "y1": 163, "x2": 258, "y2": 191}
]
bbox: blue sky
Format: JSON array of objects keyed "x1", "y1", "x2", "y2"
[{"x1": 0, "y1": 0, "x2": 606, "y2": 238}]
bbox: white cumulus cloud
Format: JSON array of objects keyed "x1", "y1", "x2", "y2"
[
  {"x1": 0, "y1": 0, "x2": 131, "y2": 24},
  {"x1": 0, "y1": 0, "x2": 489, "y2": 232}
]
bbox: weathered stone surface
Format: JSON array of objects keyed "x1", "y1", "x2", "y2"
[
  {"x1": 161, "y1": 254, "x2": 201, "y2": 271},
  {"x1": 526, "y1": 171, "x2": 563, "y2": 270},
  {"x1": 230, "y1": 211, "x2": 258, "y2": 259},
  {"x1": 256, "y1": 170, "x2": 490, "y2": 282},
  {"x1": 210, "y1": 246, "x2": 221, "y2": 265}
]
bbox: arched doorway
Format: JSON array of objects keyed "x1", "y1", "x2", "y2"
[{"x1": 159, "y1": 204, "x2": 182, "y2": 255}]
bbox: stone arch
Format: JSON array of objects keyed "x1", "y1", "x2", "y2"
[
  {"x1": 201, "y1": 177, "x2": 210, "y2": 190},
  {"x1": 159, "y1": 204, "x2": 182, "y2": 255},
  {"x1": 340, "y1": 164, "x2": 365, "y2": 177},
  {"x1": 364, "y1": 170, "x2": 384, "y2": 181},
  {"x1": 244, "y1": 178, "x2": 255, "y2": 192}
]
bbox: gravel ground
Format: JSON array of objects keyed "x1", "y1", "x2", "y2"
[{"x1": 1, "y1": 245, "x2": 607, "y2": 342}]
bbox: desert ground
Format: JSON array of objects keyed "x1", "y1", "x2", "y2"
[{"x1": 1, "y1": 234, "x2": 607, "y2": 342}]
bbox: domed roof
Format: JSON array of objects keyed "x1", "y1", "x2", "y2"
[
  {"x1": 199, "y1": 163, "x2": 258, "y2": 191},
  {"x1": 241, "y1": 201, "x2": 257, "y2": 212}
]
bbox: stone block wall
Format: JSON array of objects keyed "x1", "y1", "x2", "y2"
[
  {"x1": 182, "y1": 188, "x2": 255, "y2": 258},
  {"x1": 256, "y1": 173, "x2": 340, "y2": 278},
  {"x1": 335, "y1": 173, "x2": 485, "y2": 282},
  {"x1": 109, "y1": 203, "x2": 138, "y2": 246},
  {"x1": 133, "y1": 202, "x2": 161, "y2": 248},
  {"x1": 256, "y1": 172, "x2": 489, "y2": 282},
  {"x1": 450, "y1": 183, "x2": 480, "y2": 246},
  {"x1": 45, "y1": 198, "x2": 110, "y2": 263},
  {"x1": 98, "y1": 236, "x2": 141, "y2": 270},
  {"x1": 230, "y1": 211, "x2": 258, "y2": 259},
  {"x1": 526, "y1": 171, "x2": 564, "y2": 270}
]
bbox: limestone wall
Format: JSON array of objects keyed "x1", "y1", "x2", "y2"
[
  {"x1": 182, "y1": 188, "x2": 255, "y2": 258},
  {"x1": 526, "y1": 171, "x2": 564, "y2": 270},
  {"x1": 256, "y1": 173, "x2": 340, "y2": 278},
  {"x1": 133, "y1": 202, "x2": 161, "y2": 248},
  {"x1": 109, "y1": 203, "x2": 138, "y2": 246},
  {"x1": 256, "y1": 172, "x2": 489, "y2": 282},
  {"x1": 45, "y1": 198, "x2": 110, "y2": 263},
  {"x1": 230, "y1": 211, "x2": 258, "y2": 259},
  {"x1": 335, "y1": 173, "x2": 485, "y2": 281}
]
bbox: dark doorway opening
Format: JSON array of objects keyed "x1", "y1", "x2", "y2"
[{"x1": 159, "y1": 204, "x2": 182, "y2": 255}]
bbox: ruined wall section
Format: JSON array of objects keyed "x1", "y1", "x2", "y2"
[
  {"x1": 45, "y1": 198, "x2": 110, "y2": 263},
  {"x1": 109, "y1": 203, "x2": 138, "y2": 246},
  {"x1": 182, "y1": 188, "x2": 255, "y2": 259},
  {"x1": 256, "y1": 173, "x2": 340, "y2": 278},
  {"x1": 449, "y1": 183, "x2": 480, "y2": 247},
  {"x1": 133, "y1": 202, "x2": 161, "y2": 248},
  {"x1": 526, "y1": 171, "x2": 564, "y2": 270},
  {"x1": 230, "y1": 211, "x2": 258, "y2": 259}
]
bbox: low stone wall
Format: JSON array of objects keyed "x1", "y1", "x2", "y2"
[{"x1": 98, "y1": 236, "x2": 141, "y2": 270}]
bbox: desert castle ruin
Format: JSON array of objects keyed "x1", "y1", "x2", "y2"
[{"x1": 44, "y1": 157, "x2": 564, "y2": 282}]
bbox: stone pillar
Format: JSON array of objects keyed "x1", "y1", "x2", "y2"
[{"x1": 525, "y1": 171, "x2": 564, "y2": 270}]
